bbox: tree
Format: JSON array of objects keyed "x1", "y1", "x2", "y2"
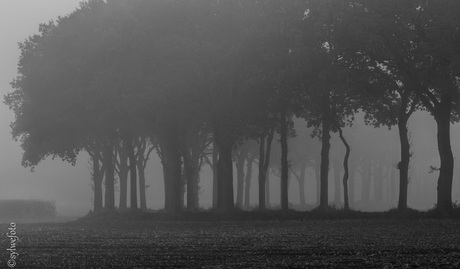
[
  {"x1": 4, "y1": 0, "x2": 123, "y2": 210},
  {"x1": 355, "y1": 0, "x2": 460, "y2": 211}
]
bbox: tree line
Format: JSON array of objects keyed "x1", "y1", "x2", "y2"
[{"x1": 4, "y1": 0, "x2": 460, "y2": 213}]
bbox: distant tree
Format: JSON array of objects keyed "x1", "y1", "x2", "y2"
[{"x1": 295, "y1": 0, "x2": 360, "y2": 211}]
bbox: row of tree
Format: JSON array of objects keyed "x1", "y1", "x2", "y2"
[{"x1": 5, "y1": 0, "x2": 460, "y2": 213}]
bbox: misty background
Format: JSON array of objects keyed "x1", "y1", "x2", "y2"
[{"x1": 1, "y1": 1, "x2": 459, "y2": 218}]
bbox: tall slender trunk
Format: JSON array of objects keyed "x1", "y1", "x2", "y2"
[
  {"x1": 163, "y1": 125, "x2": 182, "y2": 213},
  {"x1": 212, "y1": 141, "x2": 218, "y2": 209},
  {"x1": 265, "y1": 172, "x2": 270, "y2": 207},
  {"x1": 244, "y1": 157, "x2": 254, "y2": 208},
  {"x1": 315, "y1": 156, "x2": 321, "y2": 206},
  {"x1": 375, "y1": 161, "x2": 384, "y2": 202},
  {"x1": 138, "y1": 165, "x2": 147, "y2": 210},
  {"x1": 161, "y1": 148, "x2": 171, "y2": 210},
  {"x1": 180, "y1": 167, "x2": 186, "y2": 209},
  {"x1": 258, "y1": 134, "x2": 266, "y2": 210},
  {"x1": 389, "y1": 167, "x2": 396, "y2": 204},
  {"x1": 216, "y1": 142, "x2": 234, "y2": 211},
  {"x1": 349, "y1": 161, "x2": 356, "y2": 207},
  {"x1": 214, "y1": 126, "x2": 234, "y2": 212},
  {"x1": 362, "y1": 161, "x2": 371, "y2": 202},
  {"x1": 435, "y1": 100, "x2": 454, "y2": 212},
  {"x1": 182, "y1": 145, "x2": 199, "y2": 211},
  {"x1": 118, "y1": 152, "x2": 129, "y2": 209},
  {"x1": 103, "y1": 142, "x2": 115, "y2": 210},
  {"x1": 236, "y1": 157, "x2": 245, "y2": 208},
  {"x1": 338, "y1": 127, "x2": 350, "y2": 211},
  {"x1": 125, "y1": 135, "x2": 138, "y2": 210},
  {"x1": 320, "y1": 109, "x2": 331, "y2": 211},
  {"x1": 280, "y1": 111, "x2": 289, "y2": 211},
  {"x1": 397, "y1": 111, "x2": 410, "y2": 210},
  {"x1": 333, "y1": 157, "x2": 341, "y2": 206},
  {"x1": 298, "y1": 161, "x2": 307, "y2": 206},
  {"x1": 92, "y1": 154, "x2": 104, "y2": 212}
]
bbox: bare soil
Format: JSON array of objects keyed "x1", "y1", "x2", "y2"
[{"x1": 1, "y1": 219, "x2": 460, "y2": 268}]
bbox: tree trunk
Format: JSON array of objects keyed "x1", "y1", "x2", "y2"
[
  {"x1": 265, "y1": 172, "x2": 270, "y2": 207},
  {"x1": 349, "y1": 161, "x2": 356, "y2": 208},
  {"x1": 333, "y1": 157, "x2": 341, "y2": 206},
  {"x1": 244, "y1": 157, "x2": 253, "y2": 208},
  {"x1": 216, "y1": 142, "x2": 234, "y2": 211},
  {"x1": 235, "y1": 156, "x2": 245, "y2": 208},
  {"x1": 397, "y1": 109, "x2": 410, "y2": 210},
  {"x1": 180, "y1": 166, "x2": 186, "y2": 209},
  {"x1": 258, "y1": 134, "x2": 266, "y2": 210},
  {"x1": 184, "y1": 150, "x2": 199, "y2": 211},
  {"x1": 320, "y1": 110, "x2": 331, "y2": 211},
  {"x1": 212, "y1": 141, "x2": 218, "y2": 209},
  {"x1": 124, "y1": 135, "x2": 138, "y2": 210},
  {"x1": 298, "y1": 161, "x2": 307, "y2": 207},
  {"x1": 214, "y1": 125, "x2": 234, "y2": 212},
  {"x1": 362, "y1": 161, "x2": 371, "y2": 202},
  {"x1": 435, "y1": 103, "x2": 454, "y2": 212},
  {"x1": 338, "y1": 127, "x2": 350, "y2": 211},
  {"x1": 163, "y1": 126, "x2": 182, "y2": 213},
  {"x1": 389, "y1": 167, "x2": 396, "y2": 204},
  {"x1": 92, "y1": 154, "x2": 104, "y2": 212},
  {"x1": 118, "y1": 151, "x2": 129, "y2": 210},
  {"x1": 280, "y1": 111, "x2": 289, "y2": 211},
  {"x1": 103, "y1": 142, "x2": 115, "y2": 210},
  {"x1": 375, "y1": 161, "x2": 384, "y2": 203},
  {"x1": 161, "y1": 149, "x2": 171, "y2": 210},
  {"x1": 315, "y1": 156, "x2": 321, "y2": 206},
  {"x1": 138, "y1": 165, "x2": 147, "y2": 210}
]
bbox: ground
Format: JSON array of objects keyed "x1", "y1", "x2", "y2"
[{"x1": 1, "y1": 218, "x2": 460, "y2": 268}]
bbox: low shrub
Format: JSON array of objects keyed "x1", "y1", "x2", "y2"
[{"x1": 0, "y1": 199, "x2": 57, "y2": 222}]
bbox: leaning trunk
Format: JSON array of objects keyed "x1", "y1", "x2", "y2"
[{"x1": 338, "y1": 127, "x2": 350, "y2": 211}]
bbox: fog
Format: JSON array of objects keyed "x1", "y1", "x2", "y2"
[{"x1": 1, "y1": 1, "x2": 459, "y2": 219}]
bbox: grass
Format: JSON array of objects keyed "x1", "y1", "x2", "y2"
[{"x1": 2, "y1": 219, "x2": 460, "y2": 268}]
